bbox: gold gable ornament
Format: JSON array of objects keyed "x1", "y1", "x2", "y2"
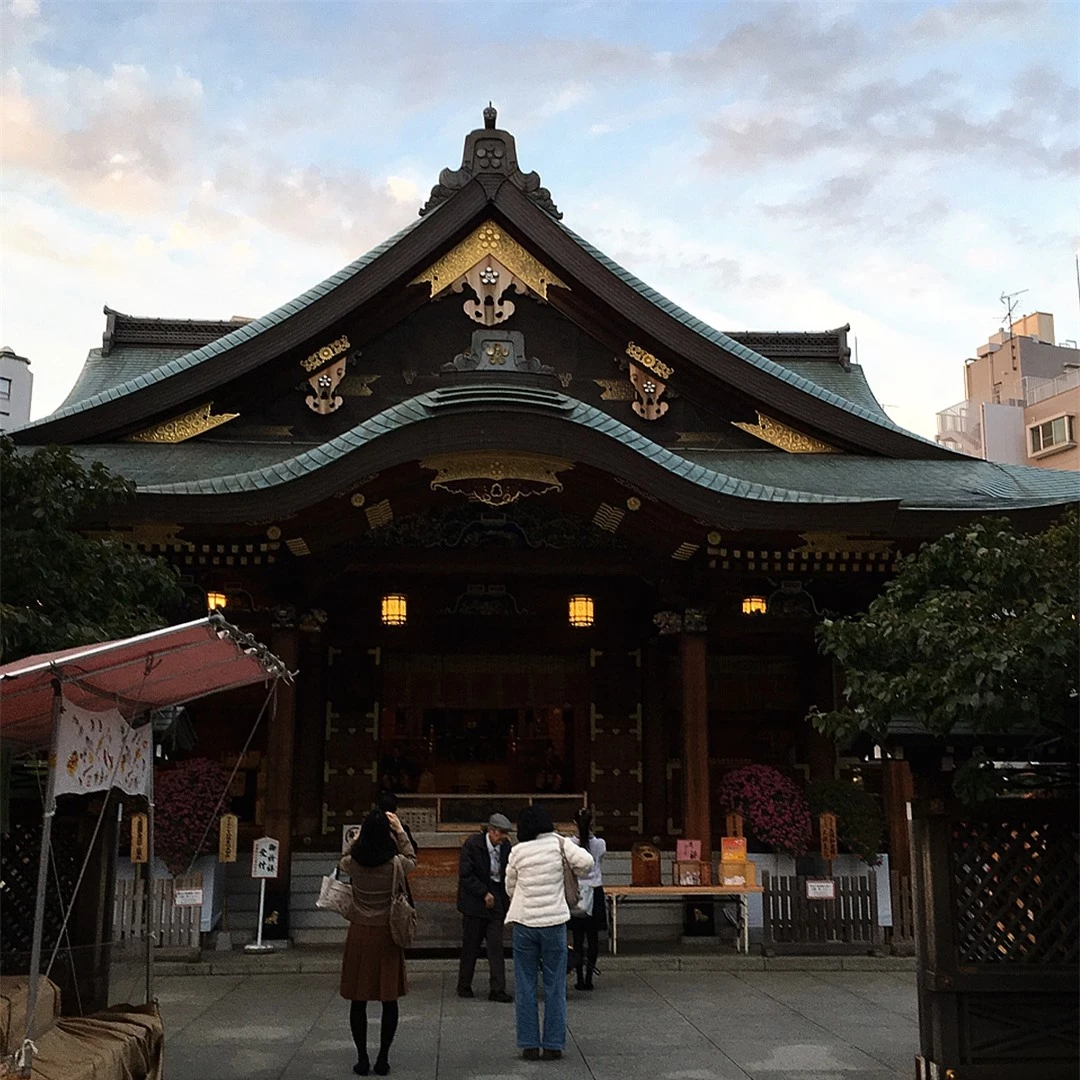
[
  {"x1": 732, "y1": 412, "x2": 838, "y2": 454},
  {"x1": 126, "y1": 402, "x2": 239, "y2": 443},
  {"x1": 410, "y1": 221, "x2": 567, "y2": 327}
]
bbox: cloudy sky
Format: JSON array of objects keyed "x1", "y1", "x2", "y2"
[{"x1": 3, "y1": 0, "x2": 1077, "y2": 436}]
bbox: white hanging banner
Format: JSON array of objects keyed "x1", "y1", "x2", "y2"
[{"x1": 53, "y1": 698, "x2": 152, "y2": 797}]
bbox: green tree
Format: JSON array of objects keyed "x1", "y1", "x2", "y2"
[
  {"x1": 809, "y1": 510, "x2": 1078, "y2": 793},
  {"x1": 1, "y1": 437, "x2": 186, "y2": 663}
]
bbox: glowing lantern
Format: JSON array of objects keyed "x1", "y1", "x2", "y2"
[
  {"x1": 206, "y1": 591, "x2": 227, "y2": 612},
  {"x1": 568, "y1": 595, "x2": 595, "y2": 628},
  {"x1": 741, "y1": 596, "x2": 767, "y2": 615},
  {"x1": 381, "y1": 594, "x2": 408, "y2": 626}
]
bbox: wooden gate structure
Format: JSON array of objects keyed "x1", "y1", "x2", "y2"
[
  {"x1": 113, "y1": 874, "x2": 204, "y2": 952},
  {"x1": 911, "y1": 797, "x2": 1079, "y2": 1078}
]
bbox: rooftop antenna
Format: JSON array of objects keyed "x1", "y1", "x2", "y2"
[{"x1": 999, "y1": 289, "x2": 1027, "y2": 374}]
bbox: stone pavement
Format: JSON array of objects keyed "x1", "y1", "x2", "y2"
[{"x1": 114, "y1": 961, "x2": 918, "y2": 1079}]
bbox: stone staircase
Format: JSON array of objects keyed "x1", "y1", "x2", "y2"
[{"x1": 217, "y1": 845, "x2": 688, "y2": 948}]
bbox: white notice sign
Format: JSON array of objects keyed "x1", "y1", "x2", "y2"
[
  {"x1": 174, "y1": 888, "x2": 204, "y2": 907},
  {"x1": 806, "y1": 879, "x2": 836, "y2": 901},
  {"x1": 251, "y1": 836, "x2": 280, "y2": 879}
]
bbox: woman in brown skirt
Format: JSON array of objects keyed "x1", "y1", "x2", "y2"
[{"x1": 339, "y1": 809, "x2": 416, "y2": 1076}]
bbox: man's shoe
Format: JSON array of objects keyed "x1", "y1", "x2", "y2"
[
  {"x1": 541, "y1": 1049, "x2": 563, "y2": 1060},
  {"x1": 456, "y1": 987, "x2": 474, "y2": 998},
  {"x1": 489, "y1": 990, "x2": 514, "y2": 1003},
  {"x1": 521, "y1": 1048, "x2": 540, "y2": 1060}
]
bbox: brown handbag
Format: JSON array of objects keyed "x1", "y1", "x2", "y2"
[{"x1": 389, "y1": 854, "x2": 417, "y2": 948}]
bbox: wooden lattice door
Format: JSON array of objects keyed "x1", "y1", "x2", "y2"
[
  {"x1": 322, "y1": 643, "x2": 381, "y2": 837},
  {"x1": 588, "y1": 648, "x2": 643, "y2": 840}
]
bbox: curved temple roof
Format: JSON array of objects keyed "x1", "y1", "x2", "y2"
[{"x1": 62, "y1": 384, "x2": 1078, "y2": 530}]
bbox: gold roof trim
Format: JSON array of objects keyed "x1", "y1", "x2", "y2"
[
  {"x1": 126, "y1": 402, "x2": 239, "y2": 443},
  {"x1": 420, "y1": 450, "x2": 572, "y2": 487},
  {"x1": 410, "y1": 221, "x2": 568, "y2": 300},
  {"x1": 732, "y1": 412, "x2": 838, "y2": 454}
]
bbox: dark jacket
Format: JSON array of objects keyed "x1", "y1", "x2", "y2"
[{"x1": 457, "y1": 829, "x2": 511, "y2": 919}]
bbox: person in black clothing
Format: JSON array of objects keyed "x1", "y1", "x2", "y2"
[{"x1": 457, "y1": 812, "x2": 513, "y2": 1002}]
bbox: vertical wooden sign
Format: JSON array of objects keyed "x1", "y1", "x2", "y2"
[
  {"x1": 819, "y1": 811, "x2": 838, "y2": 862},
  {"x1": 219, "y1": 813, "x2": 239, "y2": 863},
  {"x1": 725, "y1": 812, "x2": 744, "y2": 839},
  {"x1": 130, "y1": 813, "x2": 148, "y2": 863}
]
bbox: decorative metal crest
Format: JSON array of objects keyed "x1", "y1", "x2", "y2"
[
  {"x1": 301, "y1": 335, "x2": 350, "y2": 373},
  {"x1": 126, "y1": 402, "x2": 239, "y2": 443},
  {"x1": 410, "y1": 222, "x2": 567, "y2": 313},
  {"x1": 629, "y1": 363, "x2": 668, "y2": 421},
  {"x1": 733, "y1": 412, "x2": 838, "y2": 454},
  {"x1": 305, "y1": 359, "x2": 347, "y2": 414},
  {"x1": 420, "y1": 451, "x2": 572, "y2": 507},
  {"x1": 626, "y1": 342, "x2": 674, "y2": 381}
]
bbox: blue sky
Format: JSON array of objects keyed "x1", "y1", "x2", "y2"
[{"x1": 3, "y1": 0, "x2": 1077, "y2": 436}]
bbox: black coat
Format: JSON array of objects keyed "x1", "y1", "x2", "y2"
[{"x1": 457, "y1": 830, "x2": 510, "y2": 919}]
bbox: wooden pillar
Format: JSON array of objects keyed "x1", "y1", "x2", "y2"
[
  {"x1": 265, "y1": 616, "x2": 298, "y2": 937},
  {"x1": 641, "y1": 642, "x2": 667, "y2": 842},
  {"x1": 882, "y1": 758, "x2": 914, "y2": 878},
  {"x1": 680, "y1": 631, "x2": 711, "y2": 858},
  {"x1": 292, "y1": 624, "x2": 327, "y2": 842}
]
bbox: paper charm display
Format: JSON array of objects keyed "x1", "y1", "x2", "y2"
[{"x1": 53, "y1": 699, "x2": 152, "y2": 797}]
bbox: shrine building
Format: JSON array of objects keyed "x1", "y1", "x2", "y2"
[{"x1": 14, "y1": 108, "x2": 1077, "y2": 938}]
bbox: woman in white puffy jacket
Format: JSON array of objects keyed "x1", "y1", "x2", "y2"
[{"x1": 505, "y1": 804, "x2": 593, "y2": 1061}]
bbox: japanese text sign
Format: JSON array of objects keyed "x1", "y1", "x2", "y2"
[{"x1": 251, "y1": 836, "x2": 280, "y2": 879}]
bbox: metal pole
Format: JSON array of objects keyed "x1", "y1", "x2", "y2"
[
  {"x1": 255, "y1": 878, "x2": 266, "y2": 949},
  {"x1": 22, "y1": 682, "x2": 63, "y2": 1074},
  {"x1": 145, "y1": 758, "x2": 155, "y2": 1004}
]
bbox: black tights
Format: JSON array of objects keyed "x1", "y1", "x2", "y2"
[
  {"x1": 572, "y1": 921, "x2": 598, "y2": 984},
  {"x1": 349, "y1": 1000, "x2": 399, "y2": 1075}
]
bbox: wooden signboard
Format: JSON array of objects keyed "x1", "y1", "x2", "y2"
[
  {"x1": 725, "y1": 812, "x2": 744, "y2": 839},
  {"x1": 251, "y1": 836, "x2": 280, "y2": 879},
  {"x1": 819, "y1": 812, "x2": 838, "y2": 862},
  {"x1": 130, "y1": 813, "x2": 148, "y2": 864},
  {"x1": 218, "y1": 813, "x2": 238, "y2": 863}
]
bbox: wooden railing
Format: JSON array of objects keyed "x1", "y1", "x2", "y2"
[
  {"x1": 761, "y1": 871, "x2": 883, "y2": 955},
  {"x1": 113, "y1": 874, "x2": 202, "y2": 951}
]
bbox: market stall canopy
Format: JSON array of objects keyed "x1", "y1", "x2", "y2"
[{"x1": 0, "y1": 615, "x2": 291, "y2": 752}]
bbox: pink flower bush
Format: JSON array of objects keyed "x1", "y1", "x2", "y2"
[
  {"x1": 716, "y1": 765, "x2": 812, "y2": 855},
  {"x1": 154, "y1": 758, "x2": 231, "y2": 875}
]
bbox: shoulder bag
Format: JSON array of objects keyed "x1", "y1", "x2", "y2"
[
  {"x1": 317, "y1": 863, "x2": 360, "y2": 922},
  {"x1": 389, "y1": 854, "x2": 418, "y2": 948},
  {"x1": 558, "y1": 836, "x2": 581, "y2": 912}
]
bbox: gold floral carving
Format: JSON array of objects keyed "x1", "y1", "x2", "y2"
[
  {"x1": 594, "y1": 378, "x2": 636, "y2": 401},
  {"x1": 732, "y1": 413, "x2": 838, "y2": 454},
  {"x1": 126, "y1": 402, "x2": 239, "y2": 443},
  {"x1": 625, "y1": 342, "x2": 674, "y2": 380},
  {"x1": 410, "y1": 221, "x2": 567, "y2": 301},
  {"x1": 301, "y1": 335, "x2": 350, "y2": 373},
  {"x1": 420, "y1": 451, "x2": 572, "y2": 507}
]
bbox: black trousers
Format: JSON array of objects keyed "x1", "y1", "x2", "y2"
[{"x1": 458, "y1": 912, "x2": 507, "y2": 994}]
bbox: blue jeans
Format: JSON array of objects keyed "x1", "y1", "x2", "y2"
[{"x1": 512, "y1": 923, "x2": 567, "y2": 1051}]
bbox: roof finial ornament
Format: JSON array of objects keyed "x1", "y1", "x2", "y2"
[{"x1": 419, "y1": 105, "x2": 562, "y2": 220}]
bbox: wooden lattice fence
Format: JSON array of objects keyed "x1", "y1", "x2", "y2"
[
  {"x1": 912, "y1": 798, "x2": 1079, "y2": 1079},
  {"x1": 113, "y1": 875, "x2": 203, "y2": 951},
  {"x1": 761, "y1": 871, "x2": 883, "y2": 955}
]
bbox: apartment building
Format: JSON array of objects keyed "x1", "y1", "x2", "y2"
[
  {"x1": 0, "y1": 346, "x2": 33, "y2": 433},
  {"x1": 936, "y1": 312, "x2": 1079, "y2": 470}
]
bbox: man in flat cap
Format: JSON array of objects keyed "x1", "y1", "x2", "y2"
[{"x1": 457, "y1": 812, "x2": 513, "y2": 1001}]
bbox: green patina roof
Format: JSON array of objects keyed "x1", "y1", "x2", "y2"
[
  {"x1": 23, "y1": 214, "x2": 433, "y2": 429},
  {"x1": 555, "y1": 220, "x2": 932, "y2": 444},
  {"x1": 58, "y1": 347, "x2": 192, "y2": 411},
  {"x1": 56, "y1": 385, "x2": 1076, "y2": 511},
  {"x1": 33, "y1": 187, "x2": 916, "y2": 436}
]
